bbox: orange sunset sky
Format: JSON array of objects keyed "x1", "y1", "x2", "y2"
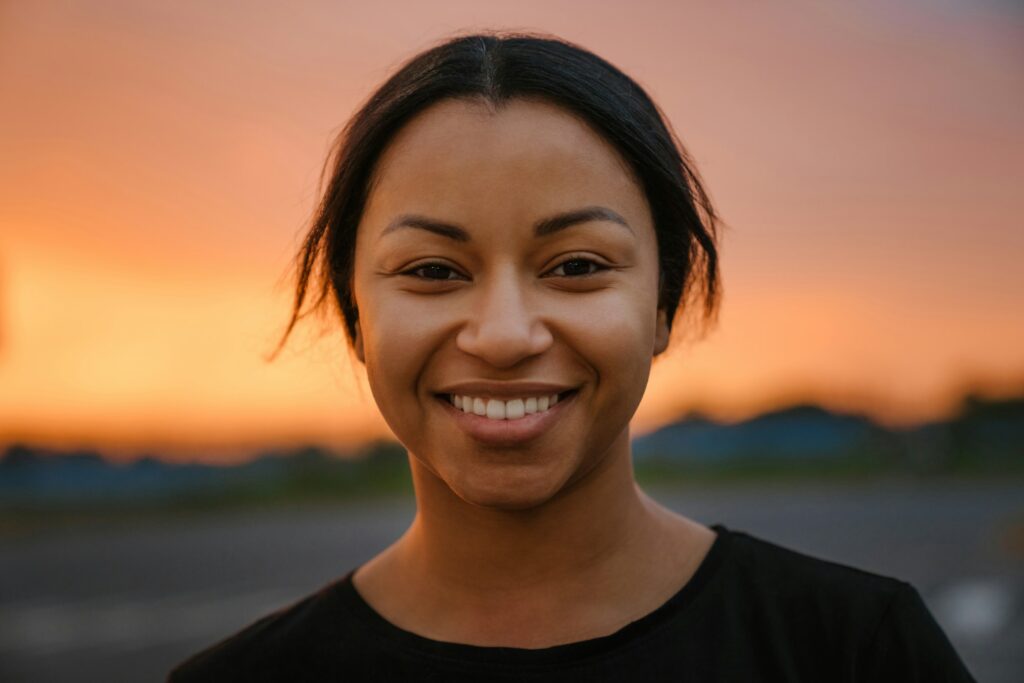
[{"x1": 1, "y1": 1, "x2": 1022, "y2": 462}]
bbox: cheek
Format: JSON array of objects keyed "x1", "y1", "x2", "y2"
[
  {"x1": 556, "y1": 286, "x2": 659, "y2": 404},
  {"x1": 560, "y1": 278, "x2": 659, "y2": 352},
  {"x1": 358, "y1": 292, "x2": 449, "y2": 413}
]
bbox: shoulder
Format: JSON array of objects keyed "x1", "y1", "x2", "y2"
[
  {"x1": 714, "y1": 527, "x2": 975, "y2": 681},
  {"x1": 722, "y1": 528, "x2": 908, "y2": 608},
  {"x1": 166, "y1": 576, "x2": 363, "y2": 683},
  {"x1": 720, "y1": 527, "x2": 912, "y2": 635}
]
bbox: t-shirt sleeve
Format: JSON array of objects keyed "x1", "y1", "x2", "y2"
[{"x1": 863, "y1": 581, "x2": 976, "y2": 682}]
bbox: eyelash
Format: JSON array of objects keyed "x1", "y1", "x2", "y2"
[
  {"x1": 547, "y1": 256, "x2": 608, "y2": 278},
  {"x1": 402, "y1": 256, "x2": 608, "y2": 281}
]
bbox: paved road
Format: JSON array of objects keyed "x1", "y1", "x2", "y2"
[{"x1": 1, "y1": 481, "x2": 1021, "y2": 682}]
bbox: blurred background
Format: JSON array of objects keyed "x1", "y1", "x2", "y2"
[{"x1": 1, "y1": 0, "x2": 1021, "y2": 681}]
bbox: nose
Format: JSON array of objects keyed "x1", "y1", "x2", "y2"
[{"x1": 455, "y1": 269, "x2": 553, "y2": 368}]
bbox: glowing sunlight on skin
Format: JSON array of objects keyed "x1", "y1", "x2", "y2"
[{"x1": 350, "y1": 98, "x2": 669, "y2": 510}]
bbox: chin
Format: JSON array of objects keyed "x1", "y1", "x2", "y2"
[{"x1": 449, "y1": 468, "x2": 569, "y2": 512}]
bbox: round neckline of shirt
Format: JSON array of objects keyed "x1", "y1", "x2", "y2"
[{"x1": 333, "y1": 523, "x2": 732, "y2": 669}]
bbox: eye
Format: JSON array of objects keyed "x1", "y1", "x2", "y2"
[
  {"x1": 547, "y1": 257, "x2": 607, "y2": 278},
  {"x1": 402, "y1": 262, "x2": 465, "y2": 281}
]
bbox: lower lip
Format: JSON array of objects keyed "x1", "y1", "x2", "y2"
[{"x1": 436, "y1": 392, "x2": 577, "y2": 447}]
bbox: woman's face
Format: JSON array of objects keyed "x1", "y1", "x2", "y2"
[{"x1": 351, "y1": 97, "x2": 669, "y2": 510}]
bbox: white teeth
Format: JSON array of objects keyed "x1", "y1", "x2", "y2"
[
  {"x1": 506, "y1": 399, "x2": 525, "y2": 420},
  {"x1": 449, "y1": 392, "x2": 568, "y2": 421},
  {"x1": 486, "y1": 399, "x2": 505, "y2": 420}
]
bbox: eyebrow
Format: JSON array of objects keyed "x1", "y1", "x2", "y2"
[{"x1": 380, "y1": 206, "x2": 633, "y2": 242}]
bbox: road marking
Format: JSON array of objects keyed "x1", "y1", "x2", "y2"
[{"x1": 929, "y1": 577, "x2": 1017, "y2": 642}]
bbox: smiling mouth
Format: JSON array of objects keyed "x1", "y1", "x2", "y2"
[{"x1": 435, "y1": 389, "x2": 578, "y2": 421}]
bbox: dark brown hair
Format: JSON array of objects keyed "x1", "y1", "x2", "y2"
[{"x1": 273, "y1": 30, "x2": 721, "y2": 360}]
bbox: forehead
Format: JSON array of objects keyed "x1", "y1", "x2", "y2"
[{"x1": 362, "y1": 97, "x2": 650, "y2": 235}]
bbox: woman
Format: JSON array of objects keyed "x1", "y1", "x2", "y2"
[{"x1": 169, "y1": 31, "x2": 974, "y2": 681}]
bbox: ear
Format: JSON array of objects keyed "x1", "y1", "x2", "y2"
[
  {"x1": 653, "y1": 308, "x2": 670, "y2": 357},
  {"x1": 353, "y1": 319, "x2": 365, "y2": 364}
]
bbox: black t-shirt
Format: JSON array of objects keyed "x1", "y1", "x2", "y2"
[{"x1": 167, "y1": 524, "x2": 975, "y2": 681}]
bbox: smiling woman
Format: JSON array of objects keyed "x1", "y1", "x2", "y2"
[
  {"x1": 349, "y1": 96, "x2": 672, "y2": 512},
  {"x1": 167, "y1": 31, "x2": 974, "y2": 682}
]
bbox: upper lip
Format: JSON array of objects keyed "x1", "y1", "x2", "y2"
[{"x1": 436, "y1": 381, "x2": 578, "y2": 398}]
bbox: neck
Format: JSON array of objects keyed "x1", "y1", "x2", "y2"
[
  {"x1": 353, "y1": 429, "x2": 715, "y2": 646},
  {"x1": 397, "y1": 429, "x2": 659, "y2": 598}
]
